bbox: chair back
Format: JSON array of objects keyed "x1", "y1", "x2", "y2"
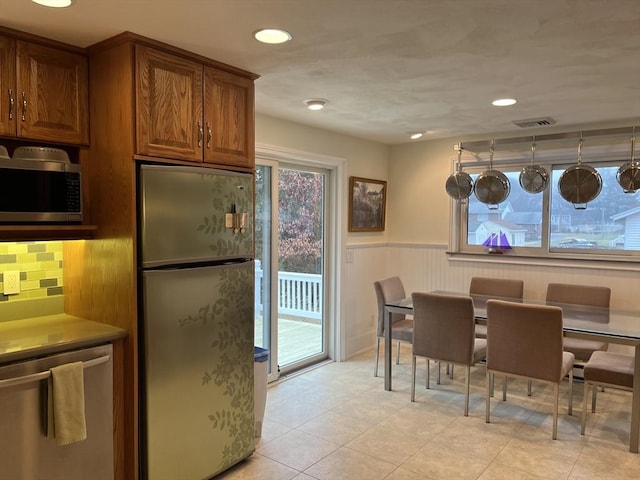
[
  {"x1": 486, "y1": 299, "x2": 565, "y2": 382},
  {"x1": 411, "y1": 292, "x2": 475, "y2": 365},
  {"x1": 374, "y1": 277, "x2": 406, "y2": 336},
  {"x1": 469, "y1": 277, "x2": 524, "y2": 299},
  {"x1": 546, "y1": 283, "x2": 610, "y2": 308}
]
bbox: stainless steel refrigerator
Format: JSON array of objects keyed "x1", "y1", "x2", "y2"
[{"x1": 138, "y1": 164, "x2": 254, "y2": 480}]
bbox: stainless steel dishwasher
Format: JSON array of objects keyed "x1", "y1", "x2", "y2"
[{"x1": 0, "y1": 343, "x2": 113, "y2": 480}]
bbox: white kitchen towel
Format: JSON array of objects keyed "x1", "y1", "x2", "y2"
[{"x1": 47, "y1": 362, "x2": 87, "y2": 446}]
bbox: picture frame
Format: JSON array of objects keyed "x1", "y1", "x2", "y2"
[{"x1": 348, "y1": 176, "x2": 387, "y2": 232}]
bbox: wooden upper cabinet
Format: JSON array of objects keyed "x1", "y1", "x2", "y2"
[
  {"x1": 0, "y1": 36, "x2": 17, "y2": 137},
  {"x1": 204, "y1": 67, "x2": 254, "y2": 168},
  {"x1": 135, "y1": 44, "x2": 255, "y2": 168},
  {"x1": 14, "y1": 40, "x2": 89, "y2": 145},
  {"x1": 136, "y1": 45, "x2": 204, "y2": 161}
]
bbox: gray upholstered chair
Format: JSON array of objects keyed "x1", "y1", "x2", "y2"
[
  {"x1": 469, "y1": 277, "x2": 524, "y2": 339},
  {"x1": 467, "y1": 277, "x2": 524, "y2": 392},
  {"x1": 581, "y1": 351, "x2": 635, "y2": 437},
  {"x1": 546, "y1": 283, "x2": 611, "y2": 363},
  {"x1": 373, "y1": 277, "x2": 413, "y2": 377},
  {"x1": 485, "y1": 299, "x2": 574, "y2": 440},
  {"x1": 411, "y1": 292, "x2": 487, "y2": 416}
]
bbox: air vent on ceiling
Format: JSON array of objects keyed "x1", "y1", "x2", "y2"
[{"x1": 512, "y1": 117, "x2": 556, "y2": 128}]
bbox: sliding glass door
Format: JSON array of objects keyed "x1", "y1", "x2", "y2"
[{"x1": 255, "y1": 161, "x2": 329, "y2": 379}]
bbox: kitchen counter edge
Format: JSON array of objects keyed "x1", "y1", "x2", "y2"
[{"x1": 0, "y1": 314, "x2": 128, "y2": 364}]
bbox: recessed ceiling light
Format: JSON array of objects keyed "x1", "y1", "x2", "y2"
[
  {"x1": 410, "y1": 132, "x2": 424, "y2": 140},
  {"x1": 32, "y1": 0, "x2": 73, "y2": 7},
  {"x1": 305, "y1": 99, "x2": 326, "y2": 111},
  {"x1": 492, "y1": 98, "x2": 517, "y2": 107},
  {"x1": 253, "y1": 29, "x2": 292, "y2": 44}
]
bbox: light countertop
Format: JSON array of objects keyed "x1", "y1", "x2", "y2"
[{"x1": 0, "y1": 314, "x2": 127, "y2": 364}]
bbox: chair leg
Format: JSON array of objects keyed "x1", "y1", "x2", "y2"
[
  {"x1": 396, "y1": 340, "x2": 401, "y2": 365},
  {"x1": 411, "y1": 355, "x2": 417, "y2": 402},
  {"x1": 552, "y1": 383, "x2": 559, "y2": 440},
  {"x1": 437, "y1": 361, "x2": 441, "y2": 385},
  {"x1": 426, "y1": 359, "x2": 430, "y2": 389},
  {"x1": 485, "y1": 370, "x2": 491, "y2": 423},
  {"x1": 374, "y1": 338, "x2": 380, "y2": 377},
  {"x1": 527, "y1": 380, "x2": 532, "y2": 396},
  {"x1": 591, "y1": 384, "x2": 597, "y2": 413},
  {"x1": 464, "y1": 365, "x2": 470, "y2": 417},
  {"x1": 568, "y1": 369, "x2": 573, "y2": 416},
  {"x1": 502, "y1": 376, "x2": 508, "y2": 402},
  {"x1": 581, "y1": 380, "x2": 588, "y2": 435},
  {"x1": 449, "y1": 364, "x2": 454, "y2": 379},
  {"x1": 490, "y1": 372, "x2": 494, "y2": 397}
]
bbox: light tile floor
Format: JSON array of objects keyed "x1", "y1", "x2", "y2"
[{"x1": 218, "y1": 345, "x2": 640, "y2": 480}]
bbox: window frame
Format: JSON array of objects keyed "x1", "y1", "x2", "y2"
[{"x1": 451, "y1": 149, "x2": 640, "y2": 263}]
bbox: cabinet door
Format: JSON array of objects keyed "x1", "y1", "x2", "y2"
[
  {"x1": 16, "y1": 41, "x2": 89, "y2": 144},
  {"x1": 0, "y1": 36, "x2": 16, "y2": 137},
  {"x1": 136, "y1": 45, "x2": 204, "y2": 161},
  {"x1": 204, "y1": 67, "x2": 254, "y2": 168}
]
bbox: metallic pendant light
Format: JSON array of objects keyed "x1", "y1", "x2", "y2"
[
  {"x1": 474, "y1": 140, "x2": 510, "y2": 209},
  {"x1": 445, "y1": 145, "x2": 474, "y2": 201},
  {"x1": 519, "y1": 136, "x2": 549, "y2": 194},
  {"x1": 616, "y1": 127, "x2": 640, "y2": 193},
  {"x1": 558, "y1": 133, "x2": 602, "y2": 209}
]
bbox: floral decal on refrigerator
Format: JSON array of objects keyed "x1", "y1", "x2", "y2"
[
  {"x1": 196, "y1": 173, "x2": 254, "y2": 256},
  {"x1": 178, "y1": 264, "x2": 254, "y2": 469}
]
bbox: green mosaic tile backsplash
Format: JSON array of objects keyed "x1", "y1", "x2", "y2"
[{"x1": 0, "y1": 241, "x2": 64, "y2": 303}]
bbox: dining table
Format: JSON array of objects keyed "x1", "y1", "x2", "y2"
[{"x1": 384, "y1": 291, "x2": 640, "y2": 453}]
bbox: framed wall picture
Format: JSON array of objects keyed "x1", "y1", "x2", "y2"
[{"x1": 348, "y1": 176, "x2": 387, "y2": 232}]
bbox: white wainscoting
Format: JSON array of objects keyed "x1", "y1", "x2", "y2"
[
  {"x1": 344, "y1": 242, "x2": 640, "y2": 359},
  {"x1": 343, "y1": 244, "x2": 389, "y2": 358}
]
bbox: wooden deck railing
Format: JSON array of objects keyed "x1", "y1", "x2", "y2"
[{"x1": 255, "y1": 262, "x2": 322, "y2": 320}]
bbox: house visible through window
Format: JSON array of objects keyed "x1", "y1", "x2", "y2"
[
  {"x1": 466, "y1": 170, "x2": 543, "y2": 249},
  {"x1": 457, "y1": 160, "x2": 640, "y2": 260}
]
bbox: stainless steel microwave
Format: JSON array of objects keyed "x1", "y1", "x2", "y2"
[{"x1": 0, "y1": 158, "x2": 83, "y2": 223}]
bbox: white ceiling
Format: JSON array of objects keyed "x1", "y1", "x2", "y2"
[{"x1": 2, "y1": 0, "x2": 639, "y2": 144}]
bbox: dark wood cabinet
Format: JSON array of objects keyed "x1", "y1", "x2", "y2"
[
  {"x1": 136, "y1": 45, "x2": 255, "y2": 168},
  {"x1": 0, "y1": 224, "x2": 96, "y2": 241},
  {"x1": 136, "y1": 46, "x2": 203, "y2": 161},
  {"x1": 204, "y1": 67, "x2": 254, "y2": 168},
  {"x1": 0, "y1": 36, "x2": 16, "y2": 137},
  {"x1": 1, "y1": 33, "x2": 88, "y2": 145}
]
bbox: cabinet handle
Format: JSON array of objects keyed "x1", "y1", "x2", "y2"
[
  {"x1": 197, "y1": 120, "x2": 203, "y2": 147},
  {"x1": 8, "y1": 89, "x2": 14, "y2": 120},
  {"x1": 206, "y1": 122, "x2": 212, "y2": 149},
  {"x1": 0, "y1": 355, "x2": 110, "y2": 390},
  {"x1": 21, "y1": 91, "x2": 27, "y2": 122}
]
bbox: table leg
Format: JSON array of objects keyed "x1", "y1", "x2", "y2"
[
  {"x1": 631, "y1": 343, "x2": 640, "y2": 453},
  {"x1": 384, "y1": 307, "x2": 392, "y2": 391}
]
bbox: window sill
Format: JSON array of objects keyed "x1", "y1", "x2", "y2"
[{"x1": 446, "y1": 250, "x2": 639, "y2": 272}]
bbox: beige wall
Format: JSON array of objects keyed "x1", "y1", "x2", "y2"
[
  {"x1": 387, "y1": 138, "x2": 454, "y2": 244},
  {"x1": 256, "y1": 113, "x2": 391, "y2": 244},
  {"x1": 256, "y1": 113, "x2": 389, "y2": 175}
]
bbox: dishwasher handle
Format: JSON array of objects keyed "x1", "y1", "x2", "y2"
[{"x1": 0, "y1": 355, "x2": 110, "y2": 390}]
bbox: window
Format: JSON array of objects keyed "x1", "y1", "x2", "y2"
[
  {"x1": 456, "y1": 158, "x2": 640, "y2": 261},
  {"x1": 465, "y1": 170, "x2": 543, "y2": 250},
  {"x1": 549, "y1": 165, "x2": 638, "y2": 252}
]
